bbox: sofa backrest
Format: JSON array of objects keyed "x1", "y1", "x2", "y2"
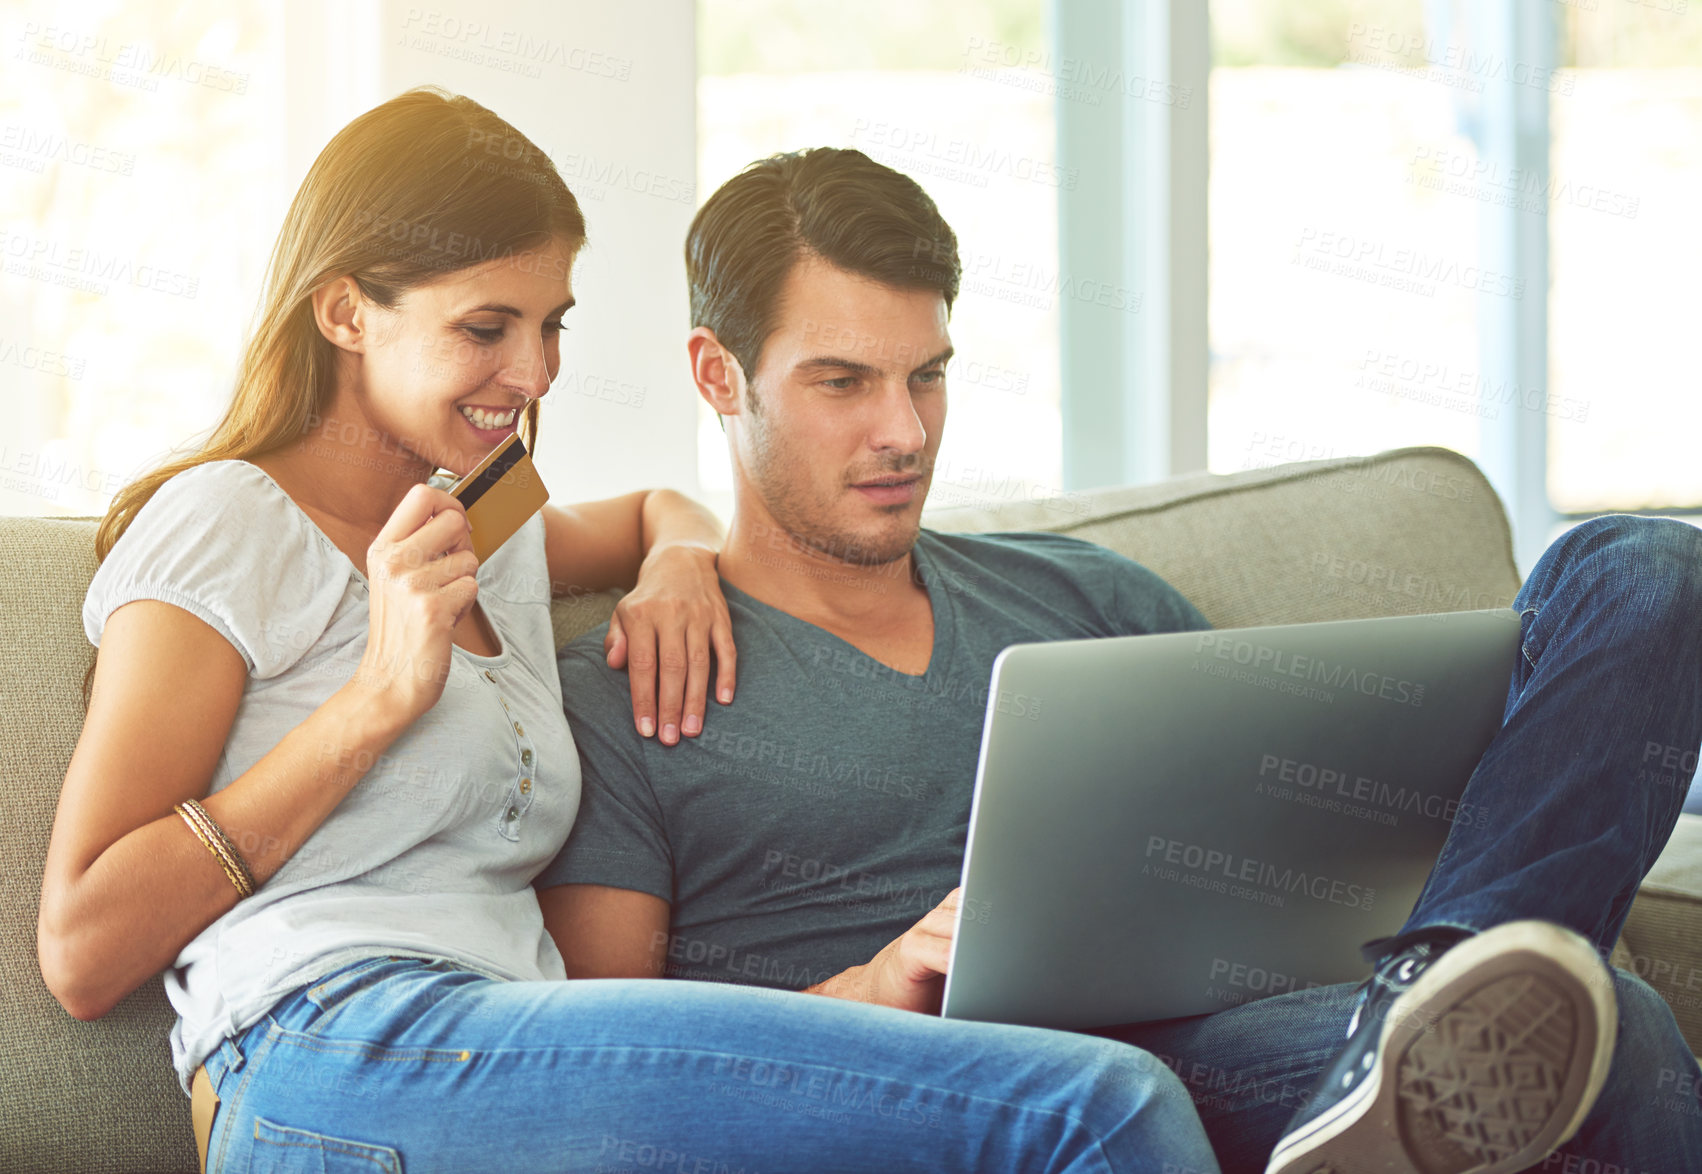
[
  {"x1": 920, "y1": 445, "x2": 1521, "y2": 629},
  {"x1": 0, "y1": 445, "x2": 1519, "y2": 1171}
]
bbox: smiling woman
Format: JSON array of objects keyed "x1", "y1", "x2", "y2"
[{"x1": 81, "y1": 87, "x2": 584, "y2": 631}]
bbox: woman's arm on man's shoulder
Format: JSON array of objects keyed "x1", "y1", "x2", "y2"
[{"x1": 542, "y1": 491, "x2": 736, "y2": 744}]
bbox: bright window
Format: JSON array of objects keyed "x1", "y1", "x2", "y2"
[
  {"x1": 1208, "y1": 0, "x2": 1702, "y2": 521},
  {"x1": 1548, "y1": 4, "x2": 1702, "y2": 513},
  {"x1": 1, "y1": 2, "x2": 284, "y2": 518},
  {"x1": 1208, "y1": 0, "x2": 1495, "y2": 478}
]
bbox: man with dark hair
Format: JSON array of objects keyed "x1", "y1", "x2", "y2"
[{"x1": 535, "y1": 147, "x2": 1702, "y2": 1174}]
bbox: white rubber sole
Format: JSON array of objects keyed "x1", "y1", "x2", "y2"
[{"x1": 1264, "y1": 920, "x2": 1618, "y2": 1174}]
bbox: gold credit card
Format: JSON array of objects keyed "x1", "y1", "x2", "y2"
[{"x1": 448, "y1": 431, "x2": 549, "y2": 563}]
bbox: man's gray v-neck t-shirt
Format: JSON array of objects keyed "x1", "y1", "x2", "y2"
[{"x1": 534, "y1": 529, "x2": 1211, "y2": 989}]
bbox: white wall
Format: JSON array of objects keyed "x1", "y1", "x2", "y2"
[{"x1": 284, "y1": 0, "x2": 701, "y2": 503}]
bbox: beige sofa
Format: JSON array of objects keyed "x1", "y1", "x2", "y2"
[{"x1": 2, "y1": 445, "x2": 1697, "y2": 1172}]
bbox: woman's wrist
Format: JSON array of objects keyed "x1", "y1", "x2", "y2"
[
  {"x1": 637, "y1": 489, "x2": 723, "y2": 570},
  {"x1": 640, "y1": 540, "x2": 718, "y2": 575},
  {"x1": 332, "y1": 675, "x2": 415, "y2": 751}
]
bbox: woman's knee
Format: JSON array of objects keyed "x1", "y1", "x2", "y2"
[{"x1": 1066, "y1": 1036, "x2": 1215, "y2": 1160}]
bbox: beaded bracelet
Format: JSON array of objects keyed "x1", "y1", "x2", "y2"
[{"x1": 174, "y1": 799, "x2": 256, "y2": 899}]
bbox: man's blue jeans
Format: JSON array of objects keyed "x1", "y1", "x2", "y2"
[
  {"x1": 1098, "y1": 514, "x2": 1702, "y2": 1173},
  {"x1": 201, "y1": 954, "x2": 1220, "y2": 1173}
]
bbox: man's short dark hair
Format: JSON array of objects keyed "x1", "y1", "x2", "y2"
[{"x1": 686, "y1": 147, "x2": 961, "y2": 381}]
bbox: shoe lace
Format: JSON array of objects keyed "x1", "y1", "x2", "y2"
[{"x1": 1345, "y1": 941, "x2": 1444, "y2": 1039}]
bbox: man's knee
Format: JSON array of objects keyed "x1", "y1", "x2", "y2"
[
  {"x1": 1620, "y1": 517, "x2": 1702, "y2": 625},
  {"x1": 1608, "y1": 514, "x2": 1702, "y2": 561},
  {"x1": 1562, "y1": 515, "x2": 1702, "y2": 577},
  {"x1": 1539, "y1": 515, "x2": 1702, "y2": 620}
]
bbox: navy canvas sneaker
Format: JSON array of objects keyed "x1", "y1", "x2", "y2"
[{"x1": 1265, "y1": 920, "x2": 1618, "y2": 1174}]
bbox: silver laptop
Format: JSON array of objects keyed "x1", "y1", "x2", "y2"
[{"x1": 939, "y1": 608, "x2": 1522, "y2": 1029}]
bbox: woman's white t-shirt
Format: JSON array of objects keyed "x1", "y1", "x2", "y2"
[{"x1": 81, "y1": 459, "x2": 582, "y2": 1095}]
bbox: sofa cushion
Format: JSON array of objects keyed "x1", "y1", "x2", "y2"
[
  {"x1": 1611, "y1": 814, "x2": 1702, "y2": 1053},
  {"x1": 0, "y1": 516, "x2": 193, "y2": 1172}
]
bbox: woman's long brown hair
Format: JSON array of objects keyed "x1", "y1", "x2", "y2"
[{"x1": 81, "y1": 85, "x2": 586, "y2": 710}]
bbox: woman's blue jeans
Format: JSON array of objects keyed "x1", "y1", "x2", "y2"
[
  {"x1": 1099, "y1": 514, "x2": 1702, "y2": 1173},
  {"x1": 203, "y1": 954, "x2": 1220, "y2": 1173}
]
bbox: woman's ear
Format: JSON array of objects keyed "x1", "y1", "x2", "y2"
[
  {"x1": 687, "y1": 327, "x2": 745, "y2": 418},
  {"x1": 311, "y1": 276, "x2": 368, "y2": 353}
]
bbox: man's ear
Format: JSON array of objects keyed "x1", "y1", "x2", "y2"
[
  {"x1": 687, "y1": 326, "x2": 745, "y2": 418},
  {"x1": 311, "y1": 276, "x2": 369, "y2": 354}
]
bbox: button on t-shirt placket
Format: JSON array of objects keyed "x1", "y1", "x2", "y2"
[{"x1": 482, "y1": 667, "x2": 536, "y2": 840}]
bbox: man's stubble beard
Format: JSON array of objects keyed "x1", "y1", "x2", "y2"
[{"x1": 744, "y1": 407, "x2": 923, "y2": 569}]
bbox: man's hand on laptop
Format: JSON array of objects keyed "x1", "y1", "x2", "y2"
[{"x1": 802, "y1": 888, "x2": 961, "y2": 1014}]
